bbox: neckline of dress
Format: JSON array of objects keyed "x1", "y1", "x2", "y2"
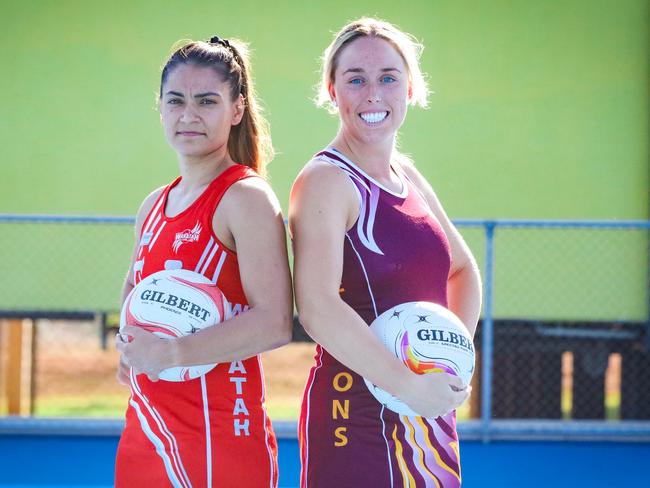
[
  {"x1": 327, "y1": 146, "x2": 408, "y2": 198},
  {"x1": 163, "y1": 164, "x2": 240, "y2": 220}
]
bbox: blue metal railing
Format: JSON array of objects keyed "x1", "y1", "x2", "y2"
[
  {"x1": 479, "y1": 221, "x2": 496, "y2": 441},
  {"x1": 0, "y1": 214, "x2": 135, "y2": 224}
]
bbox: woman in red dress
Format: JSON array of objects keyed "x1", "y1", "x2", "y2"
[{"x1": 115, "y1": 36, "x2": 292, "y2": 488}]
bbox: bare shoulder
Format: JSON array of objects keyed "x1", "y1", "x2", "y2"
[
  {"x1": 140, "y1": 186, "x2": 165, "y2": 211},
  {"x1": 289, "y1": 158, "x2": 359, "y2": 230},
  {"x1": 135, "y1": 186, "x2": 165, "y2": 231},
  {"x1": 221, "y1": 174, "x2": 282, "y2": 217},
  {"x1": 293, "y1": 157, "x2": 354, "y2": 192},
  {"x1": 290, "y1": 158, "x2": 358, "y2": 211},
  {"x1": 211, "y1": 174, "x2": 285, "y2": 251}
]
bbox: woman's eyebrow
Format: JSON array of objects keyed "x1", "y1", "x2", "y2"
[
  {"x1": 194, "y1": 92, "x2": 221, "y2": 98},
  {"x1": 163, "y1": 91, "x2": 222, "y2": 98},
  {"x1": 341, "y1": 67, "x2": 402, "y2": 75}
]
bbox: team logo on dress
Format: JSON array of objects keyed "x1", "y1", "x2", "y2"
[{"x1": 172, "y1": 221, "x2": 202, "y2": 253}]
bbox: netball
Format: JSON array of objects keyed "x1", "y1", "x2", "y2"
[
  {"x1": 120, "y1": 269, "x2": 231, "y2": 381},
  {"x1": 364, "y1": 301, "x2": 475, "y2": 415}
]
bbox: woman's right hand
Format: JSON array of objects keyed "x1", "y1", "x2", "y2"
[{"x1": 399, "y1": 372, "x2": 471, "y2": 418}]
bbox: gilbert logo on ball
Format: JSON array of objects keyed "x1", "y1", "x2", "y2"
[
  {"x1": 120, "y1": 269, "x2": 231, "y2": 382},
  {"x1": 364, "y1": 301, "x2": 475, "y2": 416}
]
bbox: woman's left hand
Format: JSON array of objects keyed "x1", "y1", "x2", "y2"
[{"x1": 116, "y1": 325, "x2": 174, "y2": 381}]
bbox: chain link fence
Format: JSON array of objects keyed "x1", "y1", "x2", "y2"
[
  {"x1": 456, "y1": 220, "x2": 650, "y2": 425},
  {"x1": 0, "y1": 216, "x2": 649, "y2": 431},
  {"x1": 0, "y1": 216, "x2": 134, "y2": 417}
]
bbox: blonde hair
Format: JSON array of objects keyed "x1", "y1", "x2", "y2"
[
  {"x1": 316, "y1": 17, "x2": 429, "y2": 113},
  {"x1": 160, "y1": 38, "x2": 273, "y2": 177}
]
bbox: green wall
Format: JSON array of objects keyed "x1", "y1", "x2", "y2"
[
  {"x1": 2, "y1": 0, "x2": 647, "y2": 218},
  {"x1": 0, "y1": 1, "x2": 647, "y2": 319}
]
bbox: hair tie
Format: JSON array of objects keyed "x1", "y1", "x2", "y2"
[{"x1": 208, "y1": 35, "x2": 231, "y2": 49}]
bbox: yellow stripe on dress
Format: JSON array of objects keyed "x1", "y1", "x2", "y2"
[
  {"x1": 402, "y1": 416, "x2": 440, "y2": 488},
  {"x1": 415, "y1": 417, "x2": 461, "y2": 481},
  {"x1": 449, "y1": 441, "x2": 462, "y2": 483},
  {"x1": 392, "y1": 424, "x2": 417, "y2": 488}
]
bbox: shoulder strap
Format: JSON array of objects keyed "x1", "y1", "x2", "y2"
[
  {"x1": 314, "y1": 150, "x2": 384, "y2": 256},
  {"x1": 209, "y1": 164, "x2": 257, "y2": 205},
  {"x1": 198, "y1": 163, "x2": 258, "y2": 222},
  {"x1": 314, "y1": 150, "x2": 373, "y2": 201}
]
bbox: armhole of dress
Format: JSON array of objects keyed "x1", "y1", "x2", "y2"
[
  {"x1": 158, "y1": 176, "x2": 182, "y2": 210},
  {"x1": 140, "y1": 182, "x2": 173, "y2": 238},
  {"x1": 205, "y1": 167, "x2": 259, "y2": 243},
  {"x1": 134, "y1": 183, "x2": 174, "y2": 285},
  {"x1": 315, "y1": 152, "x2": 387, "y2": 255}
]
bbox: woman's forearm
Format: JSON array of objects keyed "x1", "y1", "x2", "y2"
[
  {"x1": 170, "y1": 304, "x2": 293, "y2": 367},
  {"x1": 447, "y1": 261, "x2": 482, "y2": 338}
]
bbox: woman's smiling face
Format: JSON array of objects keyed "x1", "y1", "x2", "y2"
[{"x1": 329, "y1": 36, "x2": 411, "y2": 145}]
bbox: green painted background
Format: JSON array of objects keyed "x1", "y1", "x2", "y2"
[{"x1": 1, "y1": 0, "x2": 648, "y2": 319}]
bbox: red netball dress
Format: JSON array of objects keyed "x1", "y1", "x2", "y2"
[
  {"x1": 115, "y1": 164, "x2": 278, "y2": 488},
  {"x1": 299, "y1": 148, "x2": 460, "y2": 488}
]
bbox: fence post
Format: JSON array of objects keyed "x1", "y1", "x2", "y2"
[
  {"x1": 2, "y1": 319, "x2": 34, "y2": 415},
  {"x1": 481, "y1": 221, "x2": 496, "y2": 442}
]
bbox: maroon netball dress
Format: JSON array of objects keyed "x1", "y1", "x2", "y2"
[{"x1": 299, "y1": 147, "x2": 461, "y2": 488}]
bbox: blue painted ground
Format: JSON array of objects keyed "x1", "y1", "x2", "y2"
[{"x1": 1, "y1": 434, "x2": 648, "y2": 487}]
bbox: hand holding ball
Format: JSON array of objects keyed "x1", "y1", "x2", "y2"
[
  {"x1": 120, "y1": 269, "x2": 231, "y2": 381},
  {"x1": 364, "y1": 301, "x2": 475, "y2": 415}
]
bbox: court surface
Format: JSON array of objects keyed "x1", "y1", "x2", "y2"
[{"x1": 1, "y1": 420, "x2": 648, "y2": 487}]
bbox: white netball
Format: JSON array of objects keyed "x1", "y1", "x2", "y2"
[
  {"x1": 364, "y1": 301, "x2": 475, "y2": 415},
  {"x1": 120, "y1": 269, "x2": 231, "y2": 381}
]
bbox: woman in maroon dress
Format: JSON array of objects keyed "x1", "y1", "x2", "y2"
[{"x1": 289, "y1": 18, "x2": 482, "y2": 487}]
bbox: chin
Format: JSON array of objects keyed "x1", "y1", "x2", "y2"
[
  {"x1": 356, "y1": 129, "x2": 394, "y2": 145},
  {"x1": 172, "y1": 142, "x2": 208, "y2": 155}
]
